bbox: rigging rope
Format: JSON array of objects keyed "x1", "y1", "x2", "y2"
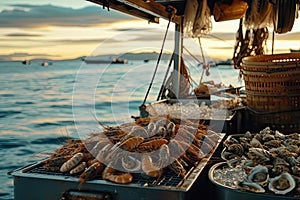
[
  {"x1": 156, "y1": 52, "x2": 174, "y2": 101},
  {"x1": 272, "y1": 30, "x2": 275, "y2": 54},
  {"x1": 183, "y1": 46, "x2": 203, "y2": 65},
  {"x1": 142, "y1": 17, "x2": 172, "y2": 105},
  {"x1": 198, "y1": 37, "x2": 207, "y2": 84}
]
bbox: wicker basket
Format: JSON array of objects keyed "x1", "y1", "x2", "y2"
[
  {"x1": 247, "y1": 108, "x2": 300, "y2": 134},
  {"x1": 241, "y1": 53, "x2": 300, "y2": 113}
]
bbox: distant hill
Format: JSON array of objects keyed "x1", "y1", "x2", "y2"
[
  {"x1": 82, "y1": 52, "x2": 172, "y2": 61},
  {"x1": 120, "y1": 52, "x2": 172, "y2": 60}
]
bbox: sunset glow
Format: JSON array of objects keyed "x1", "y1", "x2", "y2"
[{"x1": 0, "y1": 1, "x2": 299, "y2": 61}]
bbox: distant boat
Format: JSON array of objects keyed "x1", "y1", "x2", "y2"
[
  {"x1": 216, "y1": 59, "x2": 233, "y2": 66},
  {"x1": 41, "y1": 61, "x2": 52, "y2": 66},
  {"x1": 144, "y1": 59, "x2": 150, "y2": 63},
  {"x1": 41, "y1": 62, "x2": 48, "y2": 66},
  {"x1": 84, "y1": 57, "x2": 127, "y2": 64},
  {"x1": 22, "y1": 60, "x2": 31, "y2": 65},
  {"x1": 290, "y1": 49, "x2": 300, "y2": 52}
]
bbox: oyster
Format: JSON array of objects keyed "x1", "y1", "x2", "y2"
[
  {"x1": 244, "y1": 131, "x2": 253, "y2": 138},
  {"x1": 248, "y1": 165, "x2": 269, "y2": 186},
  {"x1": 249, "y1": 138, "x2": 263, "y2": 148},
  {"x1": 262, "y1": 133, "x2": 275, "y2": 142},
  {"x1": 239, "y1": 182, "x2": 265, "y2": 193},
  {"x1": 274, "y1": 130, "x2": 285, "y2": 140},
  {"x1": 227, "y1": 143, "x2": 244, "y2": 156},
  {"x1": 221, "y1": 148, "x2": 234, "y2": 160},
  {"x1": 263, "y1": 139, "x2": 282, "y2": 149},
  {"x1": 291, "y1": 165, "x2": 300, "y2": 177},
  {"x1": 286, "y1": 133, "x2": 299, "y2": 140},
  {"x1": 248, "y1": 147, "x2": 270, "y2": 164},
  {"x1": 268, "y1": 172, "x2": 296, "y2": 195}
]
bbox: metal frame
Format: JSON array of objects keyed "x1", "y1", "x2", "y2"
[{"x1": 87, "y1": 0, "x2": 182, "y2": 24}]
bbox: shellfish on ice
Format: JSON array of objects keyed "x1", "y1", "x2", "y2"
[
  {"x1": 268, "y1": 172, "x2": 296, "y2": 195},
  {"x1": 247, "y1": 165, "x2": 269, "y2": 187}
]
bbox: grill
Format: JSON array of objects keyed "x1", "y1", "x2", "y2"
[{"x1": 12, "y1": 133, "x2": 224, "y2": 200}]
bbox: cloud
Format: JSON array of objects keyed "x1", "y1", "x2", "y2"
[
  {"x1": 0, "y1": 4, "x2": 136, "y2": 28},
  {"x1": 5, "y1": 33, "x2": 43, "y2": 37},
  {"x1": 0, "y1": 52, "x2": 59, "y2": 61}
]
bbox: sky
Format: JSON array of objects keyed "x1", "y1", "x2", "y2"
[{"x1": 0, "y1": 0, "x2": 299, "y2": 61}]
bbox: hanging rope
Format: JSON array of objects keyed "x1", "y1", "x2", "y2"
[
  {"x1": 142, "y1": 17, "x2": 172, "y2": 105},
  {"x1": 157, "y1": 52, "x2": 174, "y2": 101},
  {"x1": 272, "y1": 30, "x2": 275, "y2": 54},
  {"x1": 183, "y1": 46, "x2": 203, "y2": 65},
  {"x1": 198, "y1": 37, "x2": 207, "y2": 84}
]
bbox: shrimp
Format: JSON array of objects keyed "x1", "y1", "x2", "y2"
[
  {"x1": 79, "y1": 162, "x2": 104, "y2": 184},
  {"x1": 138, "y1": 139, "x2": 168, "y2": 151},
  {"x1": 121, "y1": 155, "x2": 141, "y2": 172},
  {"x1": 44, "y1": 156, "x2": 71, "y2": 172},
  {"x1": 90, "y1": 139, "x2": 111, "y2": 156},
  {"x1": 157, "y1": 144, "x2": 170, "y2": 168},
  {"x1": 96, "y1": 143, "x2": 114, "y2": 162},
  {"x1": 141, "y1": 154, "x2": 162, "y2": 178},
  {"x1": 168, "y1": 159, "x2": 186, "y2": 177},
  {"x1": 147, "y1": 122, "x2": 157, "y2": 137},
  {"x1": 70, "y1": 161, "x2": 87, "y2": 174},
  {"x1": 122, "y1": 126, "x2": 148, "y2": 142},
  {"x1": 102, "y1": 166, "x2": 133, "y2": 184},
  {"x1": 60, "y1": 152, "x2": 84, "y2": 173},
  {"x1": 119, "y1": 137, "x2": 144, "y2": 151}
]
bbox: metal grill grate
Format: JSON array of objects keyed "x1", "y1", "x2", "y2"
[{"x1": 27, "y1": 164, "x2": 193, "y2": 188}]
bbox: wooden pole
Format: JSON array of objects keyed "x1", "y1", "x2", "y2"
[{"x1": 174, "y1": 17, "x2": 183, "y2": 98}]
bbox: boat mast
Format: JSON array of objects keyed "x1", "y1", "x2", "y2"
[{"x1": 173, "y1": 18, "x2": 183, "y2": 98}]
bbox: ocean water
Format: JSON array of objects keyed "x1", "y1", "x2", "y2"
[{"x1": 0, "y1": 59, "x2": 243, "y2": 199}]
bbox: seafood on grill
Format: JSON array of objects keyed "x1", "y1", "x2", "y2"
[
  {"x1": 43, "y1": 115, "x2": 221, "y2": 186},
  {"x1": 121, "y1": 154, "x2": 142, "y2": 172},
  {"x1": 168, "y1": 159, "x2": 186, "y2": 177},
  {"x1": 141, "y1": 154, "x2": 162, "y2": 178},
  {"x1": 138, "y1": 138, "x2": 168, "y2": 151},
  {"x1": 79, "y1": 161, "x2": 104, "y2": 185},
  {"x1": 102, "y1": 165, "x2": 133, "y2": 184},
  {"x1": 70, "y1": 161, "x2": 87, "y2": 174},
  {"x1": 60, "y1": 152, "x2": 84, "y2": 173}
]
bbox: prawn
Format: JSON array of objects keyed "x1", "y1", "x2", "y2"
[
  {"x1": 138, "y1": 139, "x2": 168, "y2": 151},
  {"x1": 60, "y1": 152, "x2": 84, "y2": 173},
  {"x1": 102, "y1": 165, "x2": 133, "y2": 184},
  {"x1": 141, "y1": 154, "x2": 162, "y2": 178},
  {"x1": 119, "y1": 137, "x2": 144, "y2": 151}
]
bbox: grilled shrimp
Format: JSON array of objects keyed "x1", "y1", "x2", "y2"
[
  {"x1": 102, "y1": 166, "x2": 133, "y2": 184},
  {"x1": 119, "y1": 137, "x2": 144, "y2": 151},
  {"x1": 79, "y1": 162, "x2": 104, "y2": 184},
  {"x1": 60, "y1": 152, "x2": 84, "y2": 173},
  {"x1": 168, "y1": 159, "x2": 186, "y2": 177},
  {"x1": 70, "y1": 161, "x2": 87, "y2": 174},
  {"x1": 141, "y1": 154, "x2": 162, "y2": 177},
  {"x1": 138, "y1": 139, "x2": 168, "y2": 151},
  {"x1": 157, "y1": 144, "x2": 170, "y2": 168}
]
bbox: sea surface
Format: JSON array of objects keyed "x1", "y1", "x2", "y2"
[{"x1": 0, "y1": 59, "x2": 243, "y2": 199}]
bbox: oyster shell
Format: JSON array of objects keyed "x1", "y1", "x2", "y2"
[
  {"x1": 249, "y1": 138, "x2": 263, "y2": 148},
  {"x1": 248, "y1": 165, "x2": 269, "y2": 186},
  {"x1": 268, "y1": 172, "x2": 296, "y2": 195},
  {"x1": 227, "y1": 143, "x2": 244, "y2": 156},
  {"x1": 240, "y1": 182, "x2": 265, "y2": 193},
  {"x1": 274, "y1": 130, "x2": 285, "y2": 140},
  {"x1": 248, "y1": 147, "x2": 270, "y2": 164}
]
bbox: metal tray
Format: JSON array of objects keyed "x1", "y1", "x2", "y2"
[
  {"x1": 12, "y1": 134, "x2": 225, "y2": 200},
  {"x1": 208, "y1": 162, "x2": 298, "y2": 200}
]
